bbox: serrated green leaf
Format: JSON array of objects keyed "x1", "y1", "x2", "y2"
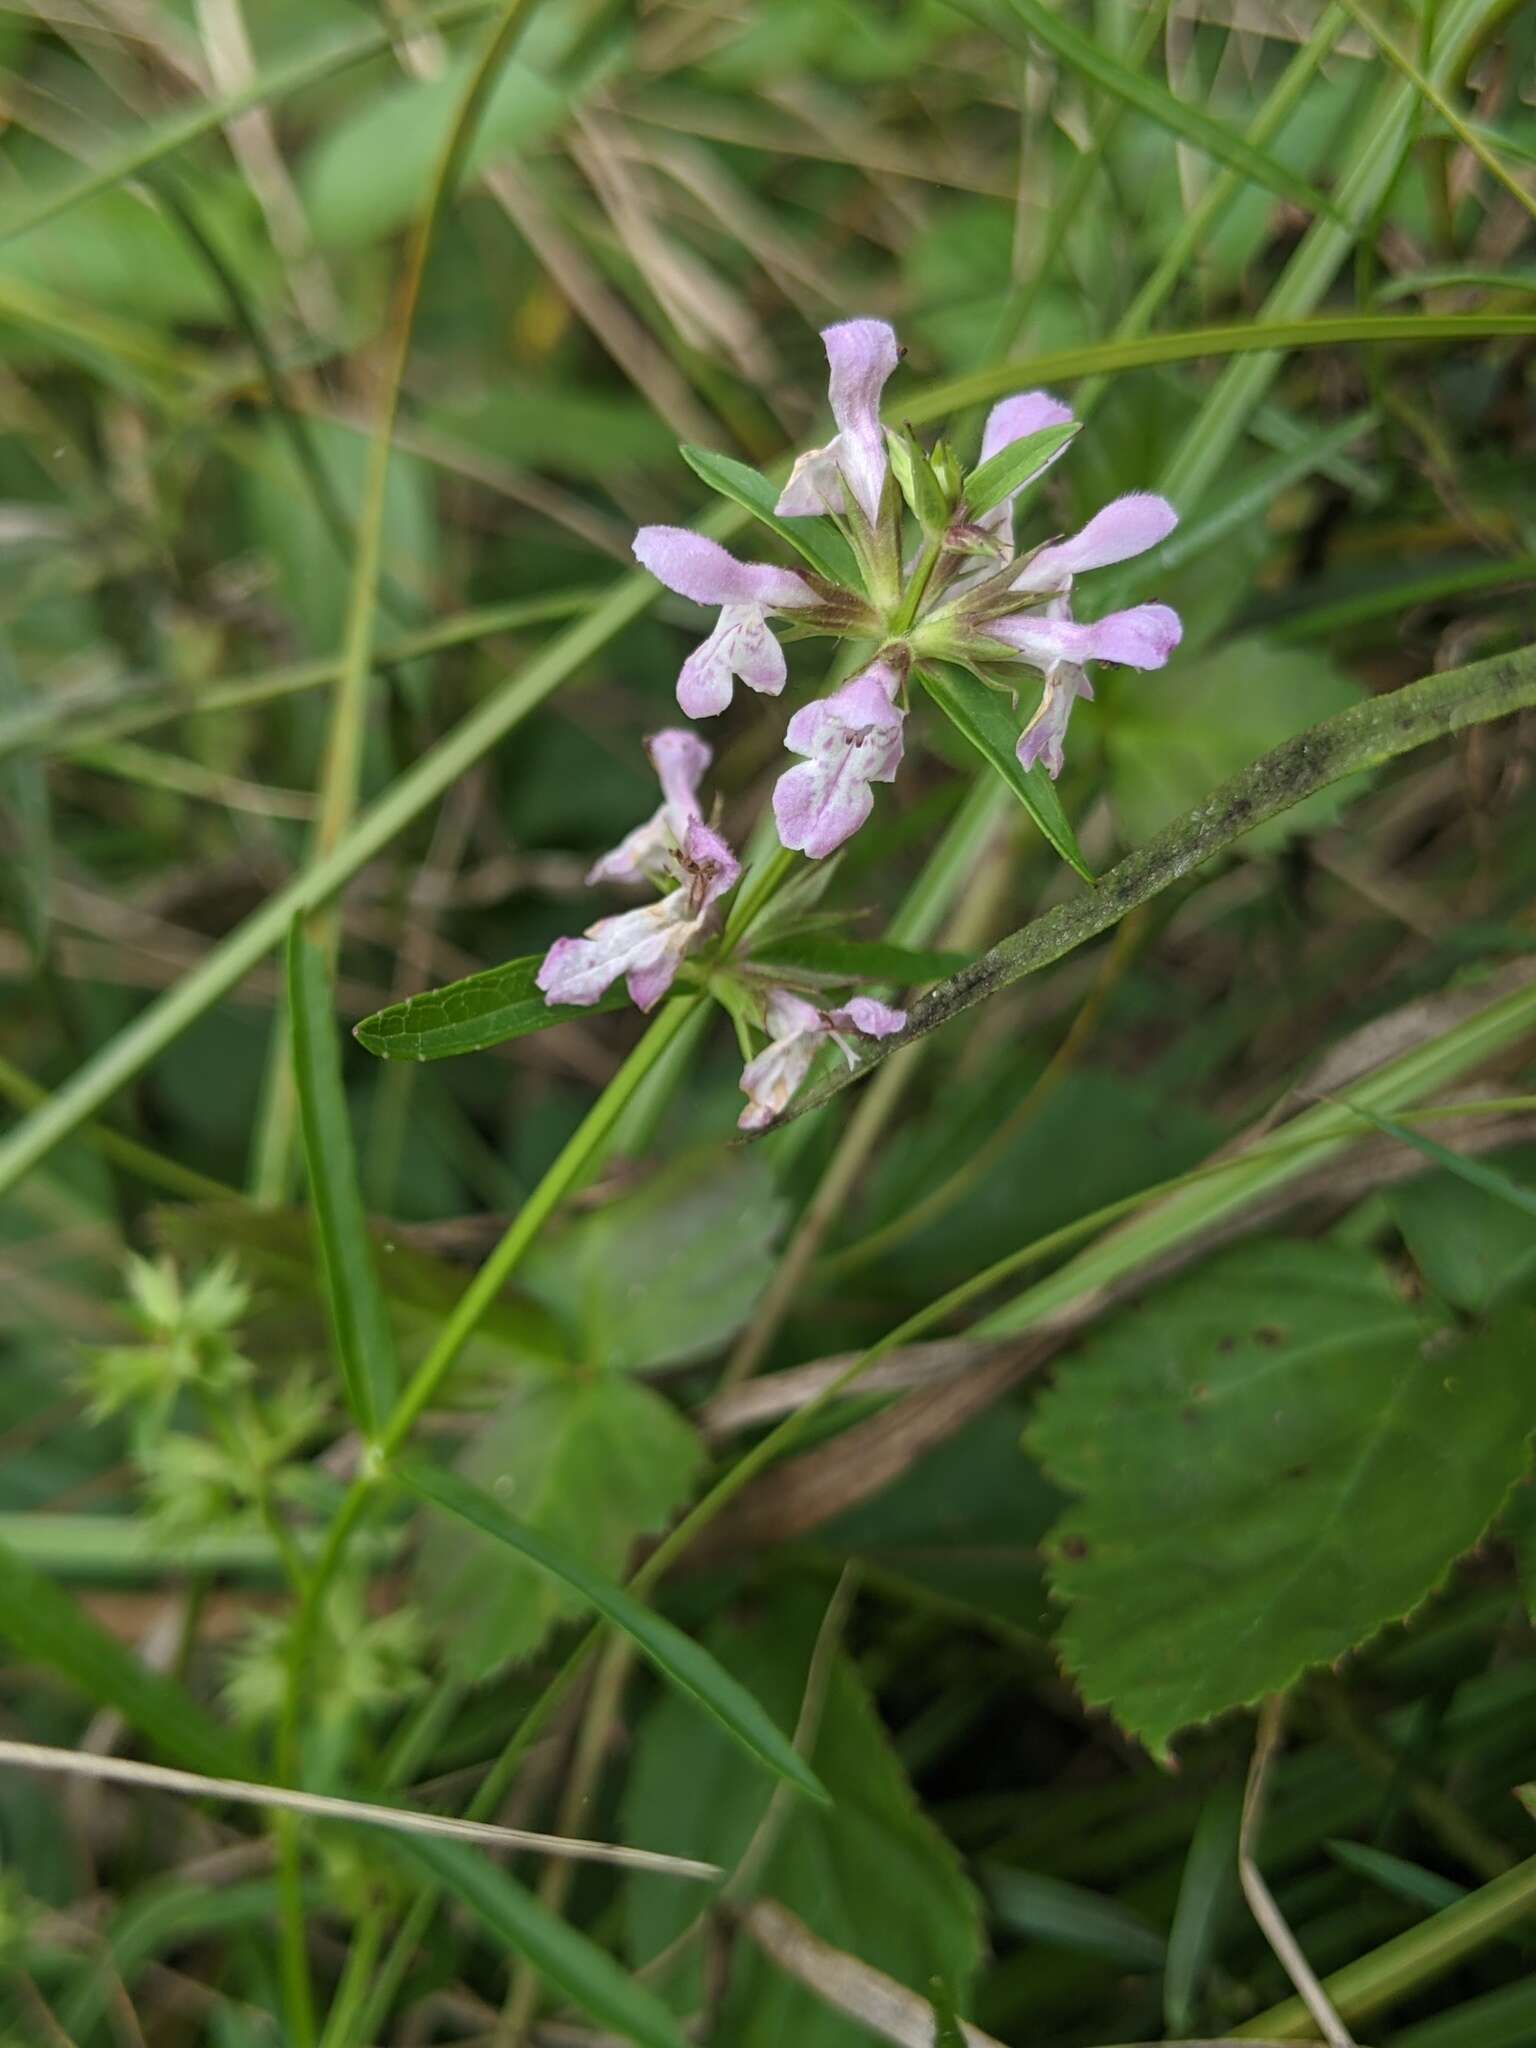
[
  {"x1": 397, "y1": 1836, "x2": 689, "y2": 2048},
  {"x1": 678, "y1": 444, "x2": 859, "y2": 587},
  {"x1": 354, "y1": 953, "x2": 631, "y2": 1060},
  {"x1": 747, "y1": 933, "x2": 969, "y2": 985},
  {"x1": 623, "y1": 1587, "x2": 980, "y2": 2045},
  {"x1": 915, "y1": 664, "x2": 1094, "y2": 881},
  {"x1": 288, "y1": 923, "x2": 398, "y2": 1432},
  {"x1": 961, "y1": 422, "x2": 1078, "y2": 519},
  {"x1": 1029, "y1": 1243, "x2": 1536, "y2": 1757},
  {"x1": 400, "y1": 1455, "x2": 825, "y2": 1800},
  {"x1": 986, "y1": 0, "x2": 1341, "y2": 222}
]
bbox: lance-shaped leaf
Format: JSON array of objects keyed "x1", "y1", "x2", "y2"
[
  {"x1": 354, "y1": 953, "x2": 632, "y2": 1061},
  {"x1": 398, "y1": 1836, "x2": 688, "y2": 2048},
  {"x1": 961, "y1": 421, "x2": 1079, "y2": 519},
  {"x1": 916, "y1": 665, "x2": 1093, "y2": 882},
  {"x1": 396, "y1": 1456, "x2": 827, "y2": 1802}
]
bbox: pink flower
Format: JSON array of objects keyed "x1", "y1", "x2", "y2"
[
  {"x1": 633, "y1": 527, "x2": 815, "y2": 718},
  {"x1": 986, "y1": 600, "x2": 1182, "y2": 782},
  {"x1": 772, "y1": 656, "x2": 907, "y2": 860},
  {"x1": 737, "y1": 988, "x2": 906, "y2": 1130},
  {"x1": 775, "y1": 319, "x2": 900, "y2": 526},
  {"x1": 586, "y1": 729, "x2": 712, "y2": 887},
  {"x1": 536, "y1": 819, "x2": 740, "y2": 1013}
]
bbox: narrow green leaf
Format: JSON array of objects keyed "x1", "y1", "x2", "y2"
[
  {"x1": 915, "y1": 664, "x2": 1094, "y2": 882},
  {"x1": 396, "y1": 1835, "x2": 688, "y2": 2048},
  {"x1": 1164, "y1": 1785, "x2": 1243, "y2": 2033},
  {"x1": 0, "y1": 1538, "x2": 249, "y2": 1778},
  {"x1": 1335, "y1": 1095, "x2": 1536, "y2": 1222},
  {"x1": 1325, "y1": 1840, "x2": 1468, "y2": 1917},
  {"x1": 961, "y1": 422, "x2": 1078, "y2": 519},
  {"x1": 354, "y1": 953, "x2": 631, "y2": 1061},
  {"x1": 752, "y1": 933, "x2": 970, "y2": 984},
  {"x1": 975, "y1": 0, "x2": 1341, "y2": 222},
  {"x1": 0, "y1": 632, "x2": 51, "y2": 966},
  {"x1": 395, "y1": 1457, "x2": 827, "y2": 1802},
  {"x1": 288, "y1": 924, "x2": 399, "y2": 1432},
  {"x1": 678, "y1": 444, "x2": 859, "y2": 587},
  {"x1": 980, "y1": 1863, "x2": 1166, "y2": 1967}
]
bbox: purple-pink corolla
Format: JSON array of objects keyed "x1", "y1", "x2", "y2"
[
  {"x1": 774, "y1": 319, "x2": 900, "y2": 525},
  {"x1": 773, "y1": 653, "x2": 907, "y2": 860},
  {"x1": 738, "y1": 988, "x2": 907, "y2": 1131},
  {"x1": 536, "y1": 731, "x2": 740, "y2": 1012}
]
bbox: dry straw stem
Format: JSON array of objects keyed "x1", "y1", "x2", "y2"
[{"x1": 0, "y1": 1738, "x2": 719, "y2": 1882}]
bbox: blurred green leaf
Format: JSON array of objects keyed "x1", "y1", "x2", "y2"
[
  {"x1": 1325, "y1": 1840, "x2": 1469, "y2": 1916},
  {"x1": 1030, "y1": 1244, "x2": 1536, "y2": 1756},
  {"x1": 401, "y1": 1455, "x2": 826, "y2": 1798},
  {"x1": 751, "y1": 933, "x2": 970, "y2": 984},
  {"x1": 355, "y1": 954, "x2": 632, "y2": 1061},
  {"x1": 395, "y1": 1836, "x2": 689, "y2": 2048},
  {"x1": 1104, "y1": 636, "x2": 1363, "y2": 848},
  {"x1": 287, "y1": 923, "x2": 399, "y2": 1433},
  {"x1": 1163, "y1": 1783, "x2": 1243, "y2": 2033},
  {"x1": 915, "y1": 664, "x2": 1094, "y2": 881},
  {"x1": 409, "y1": 1380, "x2": 705, "y2": 1676},
  {"x1": 1380, "y1": 1138, "x2": 1536, "y2": 1310},
  {"x1": 301, "y1": 50, "x2": 576, "y2": 247},
  {"x1": 623, "y1": 1588, "x2": 981, "y2": 2045},
  {"x1": 980, "y1": 1863, "x2": 1166, "y2": 1967},
  {"x1": 979, "y1": 0, "x2": 1341, "y2": 218},
  {"x1": 0, "y1": 1538, "x2": 249, "y2": 1778},
  {"x1": 523, "y1": 1151, "x2": 785, "y2": 1370},
  {"x1": 0, "y1": 633, "x2": 50, "y2": 966}
]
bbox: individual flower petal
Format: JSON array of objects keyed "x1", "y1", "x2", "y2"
[
  {"x1": 678, "y1": 817, "x2": 741, "y2": 913},
  {"x1": 775, "y1": 319, "x2": 899, "y2": 525},
  {"x1": 772, "y1": 658, "x2": 906, "y2": 860},
  {"x1": 737, "y1": 1028, "x2": 821, "y2": 1132},
  {"x1": 586, "y1": 729, "x2": 712, "y2": 886},
  {"x1": 677, "y1": 603, "x2": 788, "y2": 717},
  {"x1": 976, "y1": 390, "x2": 1075, "y2": 540},
  {"x1": 1011, "y1": 493, "x2": 1178, "y2": 594},
  {"x1": 827, "y1": 996, "x2": 907, "y2": 1039},
  {"x1": 987, "y1": 602, "x2": 1182, "y2": 674},
  {"x1": 1015, "y1": 665, "x2": 1092, "y2": 781},
  {"x1": 633, "y1": 527, "x2": 813, "y2": 609},
  {"x1": 535, "y1": 897, "x2": 692, "y2": 1011}
]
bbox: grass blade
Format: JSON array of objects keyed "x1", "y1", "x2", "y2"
[
  {"x1": 1329, "y1": 1096, "x2": 1536, "y2": 1221},
  {"x1": 395, "y1": 1835, "x2": 689, "y2": 2048},
  {"x1": 967, "y1": 0, "x2": 1340, "y2": 220},
  {"x1": 395, "y1": 1457, "x2": 827, "y2": 1802},
  {"x1": 288, "y1": 923, "x2": 400, "y2": 1432},
  {"x1": 0, "y1": 1539, "x2": 248, "y2": 1778}
]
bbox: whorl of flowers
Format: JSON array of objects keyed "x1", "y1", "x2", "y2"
[{"x1": 538, "y1": 319, "x2": 1182, "y2": 1127}]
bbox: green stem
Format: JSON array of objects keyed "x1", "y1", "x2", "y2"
[
  {"x1": 1233, "y1": 1852, "x2": 1536, "y2": 2038},
  {"x1": 784, "y1": 637, "x2": 1536, "y2": 1122}
]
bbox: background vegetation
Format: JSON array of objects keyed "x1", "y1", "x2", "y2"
[{"x1": 1, "y1": 1, "x2": 1535, "y2": 2043}]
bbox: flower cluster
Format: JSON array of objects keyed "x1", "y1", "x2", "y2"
[{"x1": 538, "y1": 317, "x2": 1182, "y2": 1127}]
